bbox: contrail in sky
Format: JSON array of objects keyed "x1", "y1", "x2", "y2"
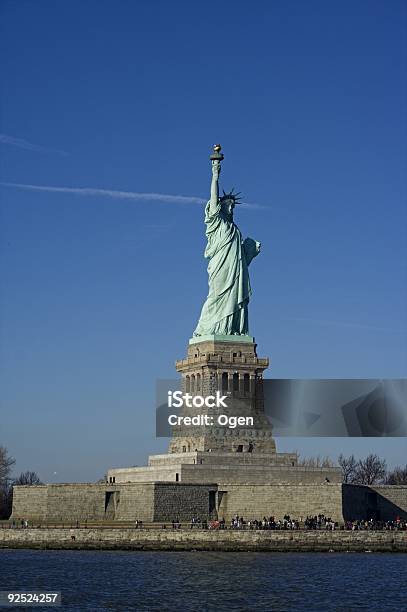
[
  {"x1": 0, "y1": 182, "x2": 262, "y2": 208},
  {"x1": 0, "y1": 134, "x2": 68, "y2": 155}
]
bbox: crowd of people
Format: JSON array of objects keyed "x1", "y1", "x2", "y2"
[
  {"x1": 7, "y1": 515, "x2": 406, "y2": 531},
  {"x1": 229, "y1": 514, "x2": 300, "y2": 530},
  {"x1": 166, "y1": 513, "x2": 407, "y2": 531},
  {"x1": 344, "y1": 518, "x2": 407, "y2": 531},
  {"x1": 304, "y1": 514, "x2": 337, "y2": 530},
  {"x1": 9, "y1": 519, "x2": 29, "y2": 529}
]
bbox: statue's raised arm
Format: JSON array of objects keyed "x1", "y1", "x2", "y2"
[
  {"x1": 209, "y1": 144, "x2": 223, "y2": 214},
  {"x1": 209, "y1": 160, "x2": 220, "y2": 212}
]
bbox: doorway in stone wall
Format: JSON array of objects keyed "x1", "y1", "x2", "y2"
[
  {"x1": 209, "y1": 490, "x2": 217, "y2": 518},
  {"x1": 105, "y1": 491, "x2": 120, "y2": 520}
]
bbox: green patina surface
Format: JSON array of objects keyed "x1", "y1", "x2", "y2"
[{"x1": 193, "y1": 148, "x2": 261, "y2": 338}]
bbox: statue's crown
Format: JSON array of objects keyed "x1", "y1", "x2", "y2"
[{"x1": 221, "y1": 188, "x2": 242, "y2": 203}]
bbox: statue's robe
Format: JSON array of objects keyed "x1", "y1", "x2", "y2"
[{"x1": 193, "y1": 200, "x2": 257, "y2": 336}]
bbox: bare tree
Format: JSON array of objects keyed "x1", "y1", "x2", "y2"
[
  {"x1": 297, "y1": 455, "x2": 335, "y2": 468},
  {"x1": 384, "y1": 465, "x2": 407, "y2": 485},
  {"x1": 338, "y1": 453, "x2": 358, "y2": 483},
  {"x1": 0, "y1": 446, "x2": 15, "y2": 485},
  {"x1": 13, "y1": 471, "x2": 43, "y2": 486},
  {"x1": 354, "y1": 454, "x2": 387, "y2": 485}
]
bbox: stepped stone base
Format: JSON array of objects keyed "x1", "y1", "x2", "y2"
[{"x1": 106, "y1": 452, "x2": 342, "y2": 486}]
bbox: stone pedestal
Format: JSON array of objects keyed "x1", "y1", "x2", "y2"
[{"x1": 168, "y1": 337, "x2": 276, "y2": 454}]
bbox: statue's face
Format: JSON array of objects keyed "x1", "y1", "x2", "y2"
[{"x1": 221, "y1": 198, "x2": 235, "y2": 217}]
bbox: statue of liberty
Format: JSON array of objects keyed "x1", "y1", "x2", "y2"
[{"x1": 193, "y1": 145, "x2": 261, "y2": 337}]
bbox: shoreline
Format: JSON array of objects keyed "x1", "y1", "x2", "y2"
[{"x1": 0, "y1": 529, "x2": 406, "y2": 552}]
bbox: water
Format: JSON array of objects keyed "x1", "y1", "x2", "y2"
[{"x1": 0, "y1": 550, "x2": 406, "y2": 611}]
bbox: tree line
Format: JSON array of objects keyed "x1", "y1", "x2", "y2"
[{"x1": 298, "y1": 453, "x2": 407, "y2": 485}]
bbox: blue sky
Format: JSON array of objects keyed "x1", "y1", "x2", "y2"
[{"x1": 1, "y1": 0, "x2": 406, "y2": 482}]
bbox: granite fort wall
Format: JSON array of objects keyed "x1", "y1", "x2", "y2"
[
  {"x1": 153, "y1": 484, "x2": 217, "y2": 521},
  {"x1": 0, "y1": 529, "x2": 405, "y2": 553},
  {"x1": 12, "y1": 483, "x2": 344, "y2": 523},
  {"x1": 372, "y1": 486, "x2": 407, "y2": 520},
  {"x1": 12, "y1": 486, "x2": 48, "y2": 522},
  {"x1": 12, "y1": 484, "x2": 157, "y2": 522},
  {"x1": 342, "y1": 485, "x2": 407, "y2": 521},
  {"x1": 12, "y1": 483, "x2": 407, "y2": 524},
  {"x1": 47, "y1": 485, "x2": 105, "y2": 521},
  {"x1": 217, "y1": 484, "x2": 344, "y2": 522},
  {"x1": 113, "y1": 484, "x2": 156, "y2": 521},
  {"x1": 12, "y1": 483, "x2": 216, "y2": 522},
  {"x1": 13, "y1": 485, "x2": 107, "y2": 522}
]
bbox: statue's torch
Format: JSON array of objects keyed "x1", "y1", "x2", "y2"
[{"x1": 210, "y1": 144, "x2": 224, "y2": 162}]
